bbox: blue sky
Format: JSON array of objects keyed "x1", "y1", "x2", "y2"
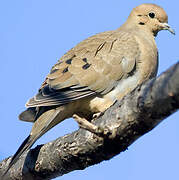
[{"x1": 0, "y1": 0, "x2": 178, "y2": 179}]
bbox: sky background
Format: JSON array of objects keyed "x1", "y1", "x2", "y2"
[{"x1": 0, "y1": 0, "x2": 179, "y2": 179}]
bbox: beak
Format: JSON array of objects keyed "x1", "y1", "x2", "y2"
[{"x1": 161, "y1": 23, "x2": 175, "y2": 35}]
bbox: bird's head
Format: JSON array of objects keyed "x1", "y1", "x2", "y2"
[{"x1": 127, "y1": 3, "x2": 175, "y2": 36}]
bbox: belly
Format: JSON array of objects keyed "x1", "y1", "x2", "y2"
[{"x1": 76, "y1": 71, "x2": 140, "y2": 117}]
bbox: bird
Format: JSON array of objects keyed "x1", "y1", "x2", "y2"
[{"x1": 4, "y1": 3, "x2": 175, "y2": 176}]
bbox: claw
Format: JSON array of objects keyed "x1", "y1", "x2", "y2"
[{"x1": 92, "y1": 112, "x2": 103, "y2": 119}]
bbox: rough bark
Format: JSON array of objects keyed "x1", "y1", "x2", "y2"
[{"x1": 0, "y1": 62, "x2": 179, "y2": 180}]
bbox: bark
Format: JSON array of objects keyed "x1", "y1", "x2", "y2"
[{"x1": 0, "y1": 62, "x2": 179, "y2": 180}]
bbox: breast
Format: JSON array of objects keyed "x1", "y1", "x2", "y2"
[
  {"x1": 134, "y1": 33, "x2": 159, "y2": 81},
  {"x1": 75, "y1": 32, "x2": 159, "y2": 117}
]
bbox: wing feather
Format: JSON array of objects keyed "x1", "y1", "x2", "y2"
[{"x1": 26, "y1": 30, "x2": 140, "y2": 108}]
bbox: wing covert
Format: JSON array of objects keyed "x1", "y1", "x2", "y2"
[{"x1": 26, "y1": 30, "x2": 140, "y2": 107}]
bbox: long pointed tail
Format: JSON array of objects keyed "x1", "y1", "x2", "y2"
[
  {"x1": 3, "y1": 107, "x2": 62, "y2": 177},
  {"x1": 2, "y1": 135, "x2": 36, "y2": 177}
]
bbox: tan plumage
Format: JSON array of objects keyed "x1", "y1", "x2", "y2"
[{"x1": 5, "y1": 3, "x2": 175, "y2": 175}]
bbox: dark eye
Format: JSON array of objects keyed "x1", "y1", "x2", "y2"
[{"x1": 148, "y1": 12, "x2": 155, "y2": 18}]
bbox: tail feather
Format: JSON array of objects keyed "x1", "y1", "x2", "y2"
[
  {"x1": 19, "y1": 107, "x2": 37, "y2": 122},
  {"x1": 2, "y1": 135, "x2": 35, "y2": 177},
  {"x1": 3, "y1": 108, "x2": 62, "y2": 178}
]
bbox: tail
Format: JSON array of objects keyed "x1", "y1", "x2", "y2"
[
  {"x1": 2, "y1": 135, "x2": 36, "y2": 177},
  {"x1": 18, "y1": 107, "x2": 37, "y2": 122},
  {"x1": 3, "y1": 108, "x2": 62, "y2": 177}
]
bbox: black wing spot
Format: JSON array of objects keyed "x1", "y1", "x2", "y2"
[
  {"x1": 82, "y1": 58, "x2": 87, "y2": 63},
  {"x1": 62, "y1": 67, "x2": 69, "y2": 73},
  {"x1": 82, "y1": 63, "x2": 91, "y2": 70},
  {"x1": 66, "y1": 59, "x2": 72, "y2": 64}
]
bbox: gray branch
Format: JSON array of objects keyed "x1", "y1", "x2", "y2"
[{"x1": 0, "y1": 62, "x2": 179, "y2": 180}]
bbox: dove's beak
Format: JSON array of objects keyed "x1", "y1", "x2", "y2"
[{"x1": 161, "y1": 23, "x2": 175, "y2": 35}]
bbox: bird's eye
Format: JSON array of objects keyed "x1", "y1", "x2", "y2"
[{"x1": 148, "y1": 12, "x2": 155, "y2": 18}]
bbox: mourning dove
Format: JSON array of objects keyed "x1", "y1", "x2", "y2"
[{"x1": 4, "y1": 3, "x2": 175, "y2": 175}]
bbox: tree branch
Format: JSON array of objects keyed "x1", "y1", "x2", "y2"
[{"x1": 1, "y1": 62, "x2": 179, "y2": 180}]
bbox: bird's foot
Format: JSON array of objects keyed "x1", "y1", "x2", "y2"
[
  {"x1": 73, "y1": 114, "x2": 103, "y2": 135},
  {"x1": 73, "y1": 114, "x2": 117, "y2": 138}
]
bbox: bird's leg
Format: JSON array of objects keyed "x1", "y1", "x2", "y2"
[
  {"x1": 73, "y1": 114, "x2": 103, "y2": 135},
  {"x1": 73, "y1": 114, "x2": 117, "y2": 138}
]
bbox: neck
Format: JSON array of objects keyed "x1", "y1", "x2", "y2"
[
  {"x1": 118, "y1": 20, "x2": 155, "y2": 39},
  {"x1": 116, "y1": 20, "x2": 157, "y2": 51}
]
